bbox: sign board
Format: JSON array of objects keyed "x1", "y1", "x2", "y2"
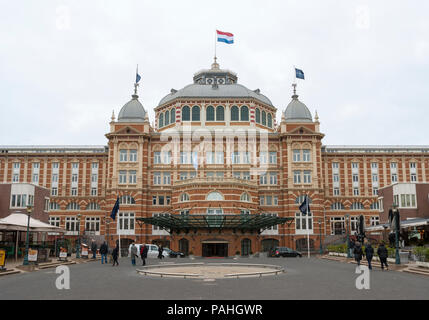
[
  {"x1": 59, "y1": 247, "x2": 68, "y2": 259},
  {"x1": 0, "y1": 249, "x2": 6, "y2": 267},
  {"x1": 28, "y1": 249, "x2": 38, "y2": 262},
  {"x1": 81, "y1": 247, "x2": 88, "y2": 257}
]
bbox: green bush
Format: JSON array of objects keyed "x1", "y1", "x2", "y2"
[
  {"x1": 327, "y1": 244, "x2": 347, "y2": 253},
  {"x1": 413, "y1": 247, "x2": 429, "y2": 262}
]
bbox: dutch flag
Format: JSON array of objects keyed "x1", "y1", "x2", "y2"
[{"x1": 217, "y1": 30, "x2": 234, "y2": 44}]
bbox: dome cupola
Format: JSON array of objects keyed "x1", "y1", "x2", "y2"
[
  {"x1": 283, "y1": 84, "x2": 312, "y2": 122},
  {"x1": 117, "y1": 79, "x2": 147, "y2": 122}
]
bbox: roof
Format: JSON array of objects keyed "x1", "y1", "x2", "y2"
[
  {"x1": 283, "y1": 94, "x2": 312, "y2": 122},
  {"x1": 137, "y1": 214, "x2": 293, "y2": 232},
  {"x1": 365, "y1": 218, "x2": 429, "y2": 232},
  {"x1": 118, "y1": 94, "x2": 147, "y2": 122},
  {"x1": 0, "y1": 212, "x2": 66, "y2": 232},
  {"x1": 158, "y1": 83, "x2": 273, "y2": 106}
]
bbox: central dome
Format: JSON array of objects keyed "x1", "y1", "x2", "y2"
[
  {"x1": 158, "y1": 59, "x2": 273, "y2": 106},
  {"x1": 118, "y1": 94, "x2": 147, "y2": 122},
  {"x1": 283, "y1": 94, "x2": 312, "y2": 123}
]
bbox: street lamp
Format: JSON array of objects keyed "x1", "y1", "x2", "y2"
[
  {"x1": 23, "y1": 205, "x2": 33, "y2": 266},
  {"x1": 318, "y1": 219, "x2": 323, "y2": 255},
  {"x1": 345, "y1": 214, "x2": 351, "y2": 258},
  {"x1": 392, "y1": 203, "x2": 401, "y2": 264},
  {"x1": 76, "y1": 213, "x2": 81, "y2": 259}
]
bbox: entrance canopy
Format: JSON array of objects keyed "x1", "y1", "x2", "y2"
[
  {"x1": 365, "y1": 218, "x2": 429, "y2": 232},
  {"x1": 137, "y1": 214, "x2": 293, "y2": 233},
  {"x1": 0, "y1": 212, "x2": 65, "y2": 233}
]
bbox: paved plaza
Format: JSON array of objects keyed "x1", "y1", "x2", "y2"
[{"x1": 1, "y1": 256, "x2": 428, "y2": 300}]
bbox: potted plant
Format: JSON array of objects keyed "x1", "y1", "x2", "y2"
[
  {"x1": 234, "y1": 251, "x2": 240, "y2": 259},
  {"x1": 189, "y1": 251, "x2": 195, "y2": 260}
]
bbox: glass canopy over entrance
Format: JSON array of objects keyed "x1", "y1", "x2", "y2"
[{"x1": 137, "y1": 214, "x2": 293, "y2": 233}]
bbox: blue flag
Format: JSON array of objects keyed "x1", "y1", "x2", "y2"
[
  {"x1": 299, "y1": 195, "x2": 310, "y2": 216},
  {"x1": 295, "y1": 68, "x2": 305, "y2": 80},
  {"x1": 136, "y1": 73, "x2": 141, "y2": 83},
  {"x1": 111, "y1": 197, "x2": 120, "y2": 220}
]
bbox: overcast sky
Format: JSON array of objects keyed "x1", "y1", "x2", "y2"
[{"x1": 1, "y1": 1, "x2": 428, "y2": 146}]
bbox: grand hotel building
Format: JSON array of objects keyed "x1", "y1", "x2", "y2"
[{"x1": 1, "y1": 60, "x2": 428, "y2": 257}]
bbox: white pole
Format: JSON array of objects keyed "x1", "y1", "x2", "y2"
[
  {"x1": 118, "y1": 233, "x2": 121, "y2": 258},
  {"x1": 307, "y1": 196, "x2": 310, "y2": 259}
]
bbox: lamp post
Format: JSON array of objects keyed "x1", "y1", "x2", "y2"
[
  {"x1": 393, "y1": 204, "x2": 401, "y2": 265},
  {"x1": 318, "y1": 219, "x2": 323, "y2": 255},
  {"x1": 76, "y1": 213, "x2": 81, "y2": 259},
  {"x1": 23, "y1": 205, "x2": 33, "y2": 266},
  {"x1": 106, "y1": 217, "x2": 110, "y2": 248},
  {"x1": 345, "y1": 214, "x2": 351, "y2": 258}
]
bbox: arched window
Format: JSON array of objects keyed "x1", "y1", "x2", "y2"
[
  {"x1": 255, "y1": 108, "x2": 261, "y2": 123},
  {"x1": 370, "y1": 202, "x2": 379, "y2": 210},
  {"x1": 192, "y1": 106, "x2": 200, "y2": 121},
  {"x1": 231, "y1": 106, "x2": 239, "y2": 121},
  {"x1": 165, "y1": 110, "x2": 169, "y2": 126},
  {"x1": 216, "y1": 106, "x2": 224, "y2": 121},
  {"x1": 240, "y1": 106, "x2": 249, "y2": 121},
  {"x1": 170, "y1": 108, "x2": 175, "y2": 124},
  {"x1": 159, "y1": 113, "x2": 164, "y2": 128},
  {"x1": 206, "y1": 191, "x2": 224, "y2": 201},
  {"x1": 295, "y1": 195, "x2": 312, "y2": 204},
  {"x1": 206, "y1": 106, "x2": 215, "y2": 121},
  {"x1": 267, "y1": 113, "x2": 272, "y2": 128},
  {"x1": 49, "y1": 202, "x2": 60, "y2": 210},
  {"x1": 182, "y1": 106, "x2": 190, "y2": 121},
  {"x1": 119, "y1": 195, "x2": 135, "y2": 205},
  {"x1": 240, "y1": 192, "x2": 251, "y2": 202},
  {"x1": 87, "y1": 202, "x2": 100, "y2": 210},
  {"x1": 351, "y1": 202, "x2": 364, "y2": 210},
  {"x1": 66, "y1": 202, "x2": 80, "y2": 210},
  {"x1": 180, "y1": 193, "x2": 190, "y2": 202},
  {"x1": 262, "y1": 111, "x2": 266, "y2": 126},
  {"x1": 331, "y1": 202, "x2": 345, "y2": 210}
]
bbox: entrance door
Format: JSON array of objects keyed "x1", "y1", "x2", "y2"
[
  {"x1": 179, "y1": 238, "x2": 189, "y2": 256},
  {"x1": 202, "y1": 243, "x2": 228, "y2": 257},
  {"x1": 241, "y1": 238, "x2": 251, "y2": 256}
]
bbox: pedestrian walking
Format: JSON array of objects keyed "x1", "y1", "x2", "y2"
[
  {"x1": 130, "y1": 242, "x2": 138, "y2": 266},
  {"x1": 100, "y1": 241, "x2": 108, "y2": 264},
  {"x1": 158, "y1": 245, "x2": 164, "y2": 259},
  {"x1": 140, "y1": 244, "x2": 148, "y2": 266},
  {"x1": 91, "y1": 240, "x2": 97, "y2": 259},
  {"x1": 349, "y1": 238, "x2": 355, "y2": 258},
  {"x1": 364, "y1": 242, "x2": 374, "y2": 270},
  {"x1": 353, "y1": 241, "x2": 363, "y2": 266},
  {"x1": 112, "y1": 246, "x2": 119, "y2": 266},
  {"x1": 377, "y1": 242, "x2": 389, "y2": 271}
]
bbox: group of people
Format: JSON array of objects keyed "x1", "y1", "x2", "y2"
[
  {"x1": 130, "y1": 242, "x2": 165, "y2": 266},
  {"x1": 89, "y1": 240, "x2": 120, "y2": 266},
  {"x1": 351, "y1": 240, "x2": 389, "y2": 270},
  {"x1": 88, "y1": 240, "x2": 167, "y2": 267}
]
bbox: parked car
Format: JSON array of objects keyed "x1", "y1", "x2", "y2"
[
  {"x1": 128, "y1": 244, "x2": 169, "y2": 258},
  {"x1": 268, "y1": 247, "x2": 302, "y2": 258},
  {"x1": 163, "y1": 248, "x2": 185, "y2": 258}
]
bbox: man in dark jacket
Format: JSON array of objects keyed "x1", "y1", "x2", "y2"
[
  {"x1": 364, "y1": 242, "x2": 374, "y2": 270},
  {"x1": 140, "y1": 245, "x2": 148, "y2": 266},
  {"x1": 112, "y1": 246, "x2": 119, "y2": 266},
  {"x1": 353, "y1": 241, "x2": 363, "y2": 266},
  {"x1": 158, "y1": 245, "x2": 164, "y2": 259},
  {"x1": 377, "y1": 242, "x2": 389, "y2": 270},
  {"x1": 91, "y1": 240, "x2": 97, "y2": 259},
  {"x1": 100, "y1": 241, "x2": 108, "y2": 264}
]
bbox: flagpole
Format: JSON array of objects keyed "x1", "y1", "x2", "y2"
[
  {"x1": 307, "y1": 194, "x2": 310, "y2": 259},
  {"x1": 214, "y1": 30, "x2": 217, "y2": 60}
]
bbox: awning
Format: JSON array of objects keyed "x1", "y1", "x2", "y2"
[
  {"x1": 137, "y1": 214, "x2": 293, "y2": 233},
  {"x1": 0, "y1": 212, "x2": 66, "y2": 233},
  {"x1": 365, "y1": 218, "x2": 429, "y2": 232}
]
